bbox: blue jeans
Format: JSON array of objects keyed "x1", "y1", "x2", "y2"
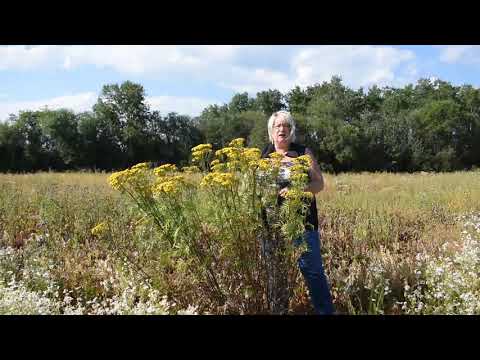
[
  {"x1": 261, "y1": 229, "x2": 334, "y2": 315},
  {"x1": 294, "y1": 230, "x2": 335, "y2": 315}
]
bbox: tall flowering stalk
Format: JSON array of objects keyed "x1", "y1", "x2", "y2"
[{"x1": 108, "y1": 138, "x2": 313, "y2": 314}]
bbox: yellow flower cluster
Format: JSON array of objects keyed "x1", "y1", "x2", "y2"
[
  {"x1": 228, "y1": 138, "x2": 245, "y2": 148},
  {"x1": 268, "y1": 152, "x2": 284, "y2": 161},
  {"x1": 290, "y1": 173, "x2": 309, "y2": 183},
  {"x1": 154, "y1": 164, "x2": 178, "y2": 177},
  {"x1": 211, "y1": 142, "x2": 263, "y2": 173},
  {"x1": 91, "y1": 221, "x2": 109, "y2": 236},
  {"x1": 289, "y1": 156, "x2": 311, "y2": 186},
  {"x1": 108, "y1": 167, "x2": 147, "y2": 191},
  {"x1": 293, "y1": 155, "x2": 312, "y2": 167},
  {"x1": 191, "y1": 143, "x2": 212, "y2": 161},
  {"x1": 290, "y1": 164, "x2": 310, "y2": 174},
  {"x1": 215, "y1": 147, "x2": 241, "y2": 161},
  {"x1": 152, "y1": 175, "x2": 185, "y2": 195},
  {"x1": 131, "y1": 162, "x2": 150, "y2": 170},
  {"x1": 108, "y1": 170, "x2": 128, "y2": 190},
  {"x1": 266, "y1": 152, "x2": 284, "y2": 169},
  {"x1": 256, "y1": 159, "x2": 272, "y2": 171},
  {"x1": 284, "y1": 189, "x2": 314, "y2": 200},
  {"x1": 200, "y1": 172, "x2": 236, "y2": 188},
  {"x1": 191, "y1": 143, "x2": 213, "y2": 153},
  {"x1": 243, "y1": 148, "x2": 261, "y2": 162}
]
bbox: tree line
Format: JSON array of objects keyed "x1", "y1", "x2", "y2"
[{"x1": 1, "y1": 77, "x2": 480, "y2": 173}]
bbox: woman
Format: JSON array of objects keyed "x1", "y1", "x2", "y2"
[{"x1": 261, "y1": 110, "x2": 334, "y2": 315}]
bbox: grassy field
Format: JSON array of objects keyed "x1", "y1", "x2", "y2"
[{"x1": 1, "y1": 170, "x2": 479, "y2": 314}]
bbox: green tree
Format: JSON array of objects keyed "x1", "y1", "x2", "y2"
[
  {"x1": 457, "y1": 85, "x2": 480, "y2": 168},
  {"x1": 285, "y1": 86, "x2": 311, "y2": 115},
  {"x1": 254, "y1": 89, "x2": 285, "y2": 115},
  {"x1": 198, "y1": 104, "x2": 231, "y2": 149},
  {"x1": 228, "y1": 92, "x2": 256, "y2": 113},
  {"x1": 0, "y1": 119, "x2": 26, "y2": 172},
  {"x1": 37, "y1": 109, "x2": 80, "y2": 168},
  {"x1": 305, "y1": 97, "x2": 355, "y2": 172},
  {"x1": 158, "y1": 112, "x2": 204, "y2": 165},
  {"x1": 410, "y1": 99, "x2": 464, "y2": 171},
  {"x1": 77, "y1": 111, "x2": 101, "y2": 170},
  {"x1": 14, "y1": 111, "x2": 49, "y2": 171},
  {"x1": 93, "y1": 81, "x2": 151, "y2": 168}
]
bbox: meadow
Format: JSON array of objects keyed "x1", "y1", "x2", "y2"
[{"x1": 1, "y1": 169, "x2": 479, "y2": 314}]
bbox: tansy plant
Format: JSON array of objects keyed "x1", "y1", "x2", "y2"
[{"x1": 108, "y1": 138, "x2": 314, "y2": 314}]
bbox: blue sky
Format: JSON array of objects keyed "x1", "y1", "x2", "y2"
[{"x1": 1, "y1": 45, "x2": 480, "y2": 120}]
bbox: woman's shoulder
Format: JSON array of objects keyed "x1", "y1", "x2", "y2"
[{"x1": 290, "y1": 142, "x2": 307, "y2": 155}]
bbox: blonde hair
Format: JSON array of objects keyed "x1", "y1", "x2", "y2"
[{"x1": 267, "y1": 110, "x2": 296, "y2": 144}]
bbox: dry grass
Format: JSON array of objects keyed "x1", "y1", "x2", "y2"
[{"x1": 1, "y1": 170, "x2": 479, "y2": 314}]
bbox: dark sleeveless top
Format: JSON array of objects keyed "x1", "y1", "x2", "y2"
[{"x1": 261, "y1": 142, "x2": 319, "y2": 231}]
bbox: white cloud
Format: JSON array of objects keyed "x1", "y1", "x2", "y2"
[
  {"x1": 0, "y1": 45, "x2": 239, "y2": 74},
  {"x1": 146, "y1": 95, "x2": 220, "y2": 117},
  {"x1": 0, "y1": 45, "x2": 62, "y2": 71},
  {"x1": 439, "y1": 45, "x2": 479, "y2": 63},
  {"x1": 218, "y1": 66, "x2": 293, "y2": 95},
  {"x1": 214, "y1": 46, "x2": 418, "y2": 94},
  {"x1": 0, "y1": 92, "x2": 97, "y2": 121},
  {"x1": 1, "y1": 45, "x2": 416, "y2": 84},
  {"x1": 290, "y1": 45, "x2": 417, "y2": 89},
  {"x1": 0, "y1": 45, "x2": 419, "y2": 104}
]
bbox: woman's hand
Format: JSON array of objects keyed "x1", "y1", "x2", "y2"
[{"x1": 279, "y1": 187, "x2": 289, "y2": 198}]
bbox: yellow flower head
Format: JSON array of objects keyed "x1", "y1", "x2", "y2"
[
  {"x1": 242, "y1": 148, "x2": 261, "y2": 161},
  {"x1": 257, "y1": 159, "x2": 272, "y2": 171},
  {"x1": 152, "y1": 181, "x2": 177, "y2": 194},
  {"x1": 290, "y1": 173, "x2": 309, "y2": 183},
  {"x1": 269, "y1": 152, "x2": 284, "y2": 161},
  {"x1": 216, "y1": 147, "x2": 237, "y2": 157},
  {"x1": 248, "y1": 160, "x2": 260, "y2": 170},
  {"x1": 293, "y1": 155, "x2": 312, "y2": 167},
  {"x1": 154, "y1": 164, "x2": 178, "y2": 177},
  {"x1": 228, "y1": 138, "x2": 245, "y2": 148},
  {"x1": 191, "y1": 143, "x2": 212, "y2": 153},
  {"x1": 215, "y1": 147, "x2": 242, "y2": 166},
  {"x1": 152, "y1": 175, "x2": 184, "y2": 195},
  {"x1": 91, "y1": 221, "x2": 109, "y2": 236},
  {"x1": 108, "y1": 169, "x2": 132, "y2": 190},
  {"x1": 290, "y1": 164, "x2": 310, "y2": 174},
  {"x1": 284, "y1": 189, "x2": 314, "y2": 201},
  {"x1": 191, "y1": 144, "x2": 213, "y2": 163},
  {"x1": 192, "y1": 151, "x2": 205, "y2": 159},
  {"x1": 200, "y1": 172, "x2": 236, "y2": 188},
  {"x1": 131, "y1": 162, "x2": 150, "y2": 170},
  {"x1": 210, "y1": 159, "x2": 221, "y2": 167}
]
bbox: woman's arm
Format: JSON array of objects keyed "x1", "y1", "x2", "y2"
[{"x1": 304, "y1": 148, "x2": 324, "y2": 194}]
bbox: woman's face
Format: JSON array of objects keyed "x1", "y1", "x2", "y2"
[{"x1": 272, "y1": 118, "x2": 292, "y2": 147}]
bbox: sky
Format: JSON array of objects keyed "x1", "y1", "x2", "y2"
[{"x1": 1, "y1": 45, "x2": 480, "y2": 121}]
